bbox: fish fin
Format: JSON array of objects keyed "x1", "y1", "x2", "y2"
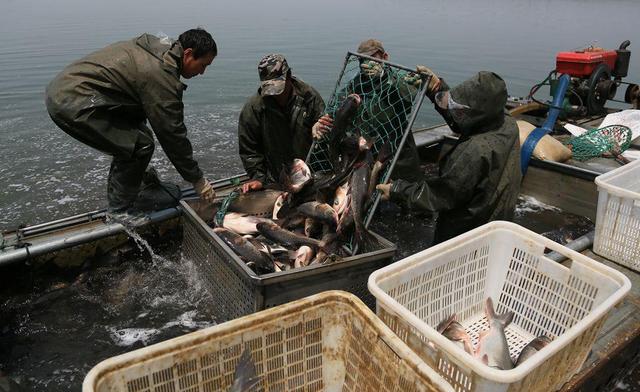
[
  {"x1": 355, "y1": 225, "x2": 382, "y2": 253},
  {"x1": 481, "y1": 354, "x2": 489, "y2": 365},
  {"x1": 484, "y1": 297, "x2": 496, "y2": 322},
  {"x1": 436, "y1": 314, "x2": 457, "y2": 334},
  {"x1": 231, "y1": 347, "x2": 260, "y2": 392}
]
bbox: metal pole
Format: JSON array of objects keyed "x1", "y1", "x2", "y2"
[{"x1": 545, "y1": 230, "x2": 595, "y2": 262}]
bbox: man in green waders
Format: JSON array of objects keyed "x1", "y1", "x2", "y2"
[
  {"x1": 46, "y1": 28, "x2": 218, "y2": 224},
  {"x1": 238, "y1": 54, "x2": 325, "y2": 193},
  {"x1": 376, "y1": 71, "x2": 522, "y2": 244}
]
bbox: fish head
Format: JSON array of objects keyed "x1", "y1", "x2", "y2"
[{"x1": 272, "y1": 192, "x2": 289, "y2": 219}]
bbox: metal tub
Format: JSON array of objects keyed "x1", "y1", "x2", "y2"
[{"x1": 180, "y1": 198, "x2": 396, "y2": 322}]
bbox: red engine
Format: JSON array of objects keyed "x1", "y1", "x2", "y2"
[
  {"x1": 552, "y1": 41, "x2": 634, "y2": 114},
  {"x1": 556, "y1": 48, "x2": 617, "y2": 78}
]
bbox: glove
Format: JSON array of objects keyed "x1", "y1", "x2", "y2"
[
  {"x1": 415, "y1": 65, "x2": 441, "y2": 94},
  {"x1": 193, "y1": 177, "x2": 216, "y2": 203},
  {"x1": 375, "y1": 183, "x2": 392, "y2": 201},
  {"x1": 360, "y1": 60, "x2": 384, "y2": 78},
  {"x1": 312, "y1": 114, "x2": 334, "y2": 140},
  {"x1": 241, "y1": 180, "x2": 263, "y2": 193}
]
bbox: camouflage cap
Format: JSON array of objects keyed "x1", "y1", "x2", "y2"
[
  {"x1": 357, "y1": 39, "x2": 385, "y2": 56},
  {"x1": 258, "y1": 54, "x2": 290, "y2": 96}
]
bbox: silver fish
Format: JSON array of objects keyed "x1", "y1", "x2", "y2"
[
  {"x1": 436, "y1": 314, "x2": 474, "y2": 355},
  {"x1": 515, "y1": 335, "x2": 551, "y2": 366},
  {"x1": 293, "y1": 245, "x2": 314, "y2": 268},
  {"x1": 281, "y1": 159, "x2": 312, "y2": 193},
  {"x1": 256, "y1": 221, "x2": 322, "y2": 250},
  {"x1": 475, "y1": 298, "x2": 514, "y2": 370},
  {"x1": 214, "y1": 228, "x2": 274, "y2": 273},
  {"x1": 222, "y1": 212, "x2": 268, "y2": 235}
]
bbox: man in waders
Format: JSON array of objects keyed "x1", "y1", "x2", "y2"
[
  {"x1": 238, "y1": 54, "x2": 325, "y2": 193},
  {"x1": 376, "y1": 71, "x2": 522, "y2": 244},
  {"x1": 46, "y1": 28, "x2": 218, "y2": 224}
]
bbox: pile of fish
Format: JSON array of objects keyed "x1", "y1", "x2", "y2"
[
  {"x1": 436, "y1": 298, "x2": 552, "y2": 370},
  {"x1": 212, "y1": 93, "x2": 391, "y2": 275}
]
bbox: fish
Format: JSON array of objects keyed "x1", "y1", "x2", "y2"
[
  {"x1": 475, "y1": 298, "x2": 514, "y2": 370},
  {"x1": 304, "y1": 217, "x2": 322, "y2": 238},
  {"x1": 229, "y1": 189, "x2": 284, "y2": 217},
  {"x1": 294, "y1": 246, "x2": 314, "y2": 268},
  {"x1": 329, "y1": 94, "x2": 362, "y2": 169},
  {"x1": 280, "y1": 159, "x2": 312, "y2": 193},
  {"x1": 272, "y1": 192, "x2": 289, "y2": 219},
  {"x1": 229, "y1": 347, "x2": 261, "y2": 392},
  {"x1": 297, "y1": 201, "x2": 339, "y2": 228},
  {"x1": 436, "y1": 314, "x2": 474, "y2": 355},
  {"x1": 515, "y1": 335, "x2": 552, "y2": 366},
  {"x1": 349, "y1": 151, "x2": 380, "y2": 252},
  {"x1": 222, "y1": 212, "x2": 268, "y2": 235},
  {"x1": 368, "y1": 141, "x2": 392, "y2": 196},
  {"x1": 214, "y1": 228, "x2": 274, "y2": 273},
  {"x1": 332, "y1": 181, "x2": 350, "y2": 215},
  {"x1": 256, "y1": 221, "x2": 323, "y2": 250}
]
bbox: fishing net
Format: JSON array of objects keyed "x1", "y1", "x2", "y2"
[
  {"x1": 306, "y1": 52, "x2": 428, "y2": 229},
  {"x1": 564, "y1": 125, "x2": 632, "y2": 161}
]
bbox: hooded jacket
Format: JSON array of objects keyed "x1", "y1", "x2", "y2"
[
  {"x1": 390, "y1": 71, "x2": 521, "y2": 243},
  {"x1": 238, "y1": 76, "x2": 325, "y2": 184},
  {"x1": 45, "y1": 34, "x2": 203, "y2": 183}
]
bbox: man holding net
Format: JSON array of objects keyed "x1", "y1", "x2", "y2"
[
  {"x1": 312, "y1": 39, "x2": 437, "y2": 182},
  {"x1": 376, "y1": 71, "x2": 522, "y2": 244},
  {"x1": 238, "y1": 54, "x2": 325, "y2": 193}
]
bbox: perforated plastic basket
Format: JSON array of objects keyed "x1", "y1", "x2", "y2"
[
  {"x1": 180, "y1": 198, "x2": 396, "y2": 322},
  {"x1": 368, "y1": 221, "x2": 630, "y2": 392},
  {"x1": 594, "y1": 158, "x2": 640, "y2": 271},
  {"x1": 83, "y1": 291, "x2": 454, "y2": 392}
]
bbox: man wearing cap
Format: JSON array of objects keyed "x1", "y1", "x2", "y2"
[
  {"x1": 312, "y1": 39, "x2": 440, "y2": 182},
  {"x1": 238, "y1": 54, "x2": 325, "y2": 193},
  {"x1": 46, "y1": 28, "x2": 218, "y2": 223}
]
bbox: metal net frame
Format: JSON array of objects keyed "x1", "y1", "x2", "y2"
[{"x1": 306, "y1": 52, "x2": 429, "y2": 253}]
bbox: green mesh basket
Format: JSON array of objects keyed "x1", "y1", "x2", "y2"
[
  {"x1": 306, "y1": 52, "x2": 429, "y2": 253},
  {"x1": 565, "y1": 125, "x2": 632, "y2": 161}
]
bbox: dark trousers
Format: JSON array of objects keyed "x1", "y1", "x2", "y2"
[{"x1": 46, "y1": 103, "x2": 155, "y2": 212}]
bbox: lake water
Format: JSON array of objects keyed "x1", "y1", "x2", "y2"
[{"x1": 1, "y1": 0, "x2": 639, "y2": 230}]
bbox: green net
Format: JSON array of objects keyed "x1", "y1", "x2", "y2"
[
  {"x1": 565, "y1": 125, "x2": 632, "y2": 161},
  {"x1": 307, "y1": 52, "x2": 427, "y2": 223},
  {"x1": 306, "y1": 52, "x2": 428, "y2": 253}
]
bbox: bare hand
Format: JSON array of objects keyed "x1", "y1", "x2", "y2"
[
  {"x1": 241, "y1": 180, "x2": 263, "y2": 193},
  {"x1": 312, "y1": 114, "x2": 334, "y2": 140},
  {"x1": 376, "y1": 183, "x2": 392, "y2": 201}
]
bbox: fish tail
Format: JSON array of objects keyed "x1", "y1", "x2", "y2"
[
  {"x1": 485, "y1": 297, "x2": 514, "y2": 327},
  {"x1": 355, "y1": 223, "x2": 381, "y2": 253}
]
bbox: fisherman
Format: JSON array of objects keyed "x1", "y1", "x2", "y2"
[
  {"x1": 238, "y1": 54, "x2": 325, "y2": 193},
  {"x1": 313, "y1": 39, "x2": 438, "y2": 182},
  {"x1": 376, "y1": 71, "x2": 522, "y2": 244},
  {"x1": 45, "y1": 28, "x2": 218, "y2": 223}
]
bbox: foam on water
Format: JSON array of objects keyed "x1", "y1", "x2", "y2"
[
  {"x1": 515, "y1": 195, "x2": 562, "y2": 216},
  {"x1": 108, "y1": 327, "x2": 161, "y2": 347}
]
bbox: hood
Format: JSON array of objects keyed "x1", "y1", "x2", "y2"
[
  {"x1": 135, "y1": 33, "x2": 183, "y2": 71},
  {"x1": 445, "y1": 71, "x2": 507, "y2": 135}
]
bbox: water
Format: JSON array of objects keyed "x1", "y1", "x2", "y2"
[
  {"x1": 0, "y1": 236, "x2": 217, "y2": 392},
  {"x1": 1, "y1": 0, "x2": 639, "y2": 230}
]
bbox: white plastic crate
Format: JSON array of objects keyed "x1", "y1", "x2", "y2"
[
  {"x1": 368, "y1": 221, "x2": 631, "y2": 392},
  {"x1": 594, "y1": 158, "x2": 640, "y2": 271},
  {"x1": 83, "y1": 291, "x2": 454, "y2": 392}
]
